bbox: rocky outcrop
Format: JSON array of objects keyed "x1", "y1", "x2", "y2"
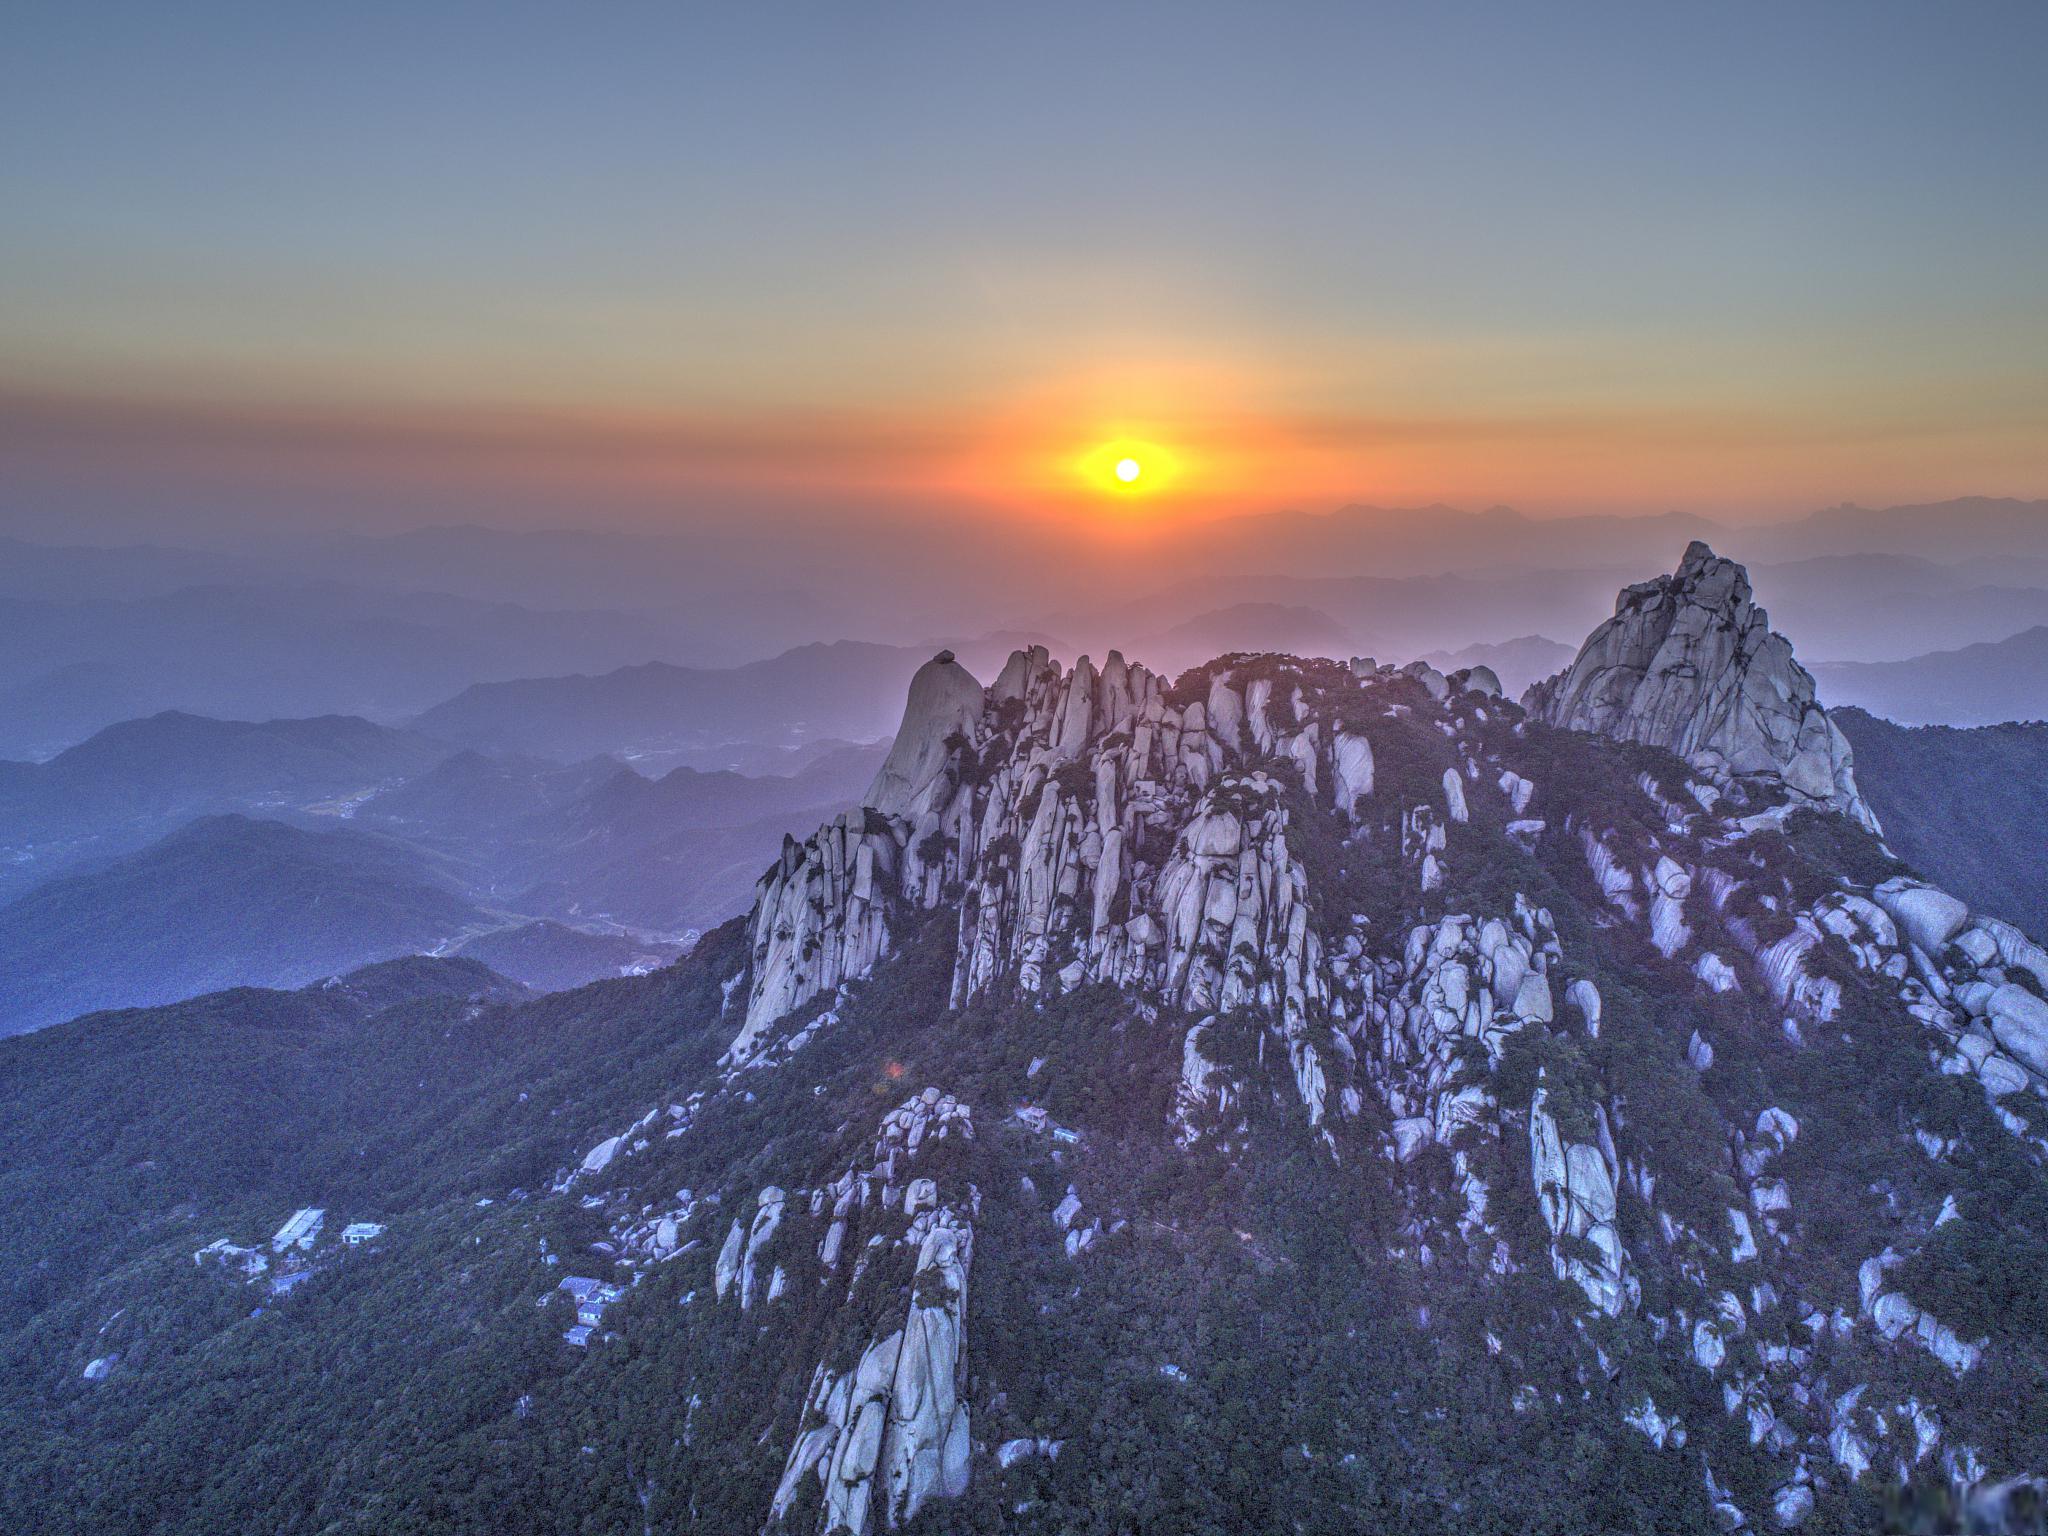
[
  {"x1": 1530, "y1": 1082, "x2": 1628, "y2": 1315},
  {"x1": 1526, "y1": 542, "x2": 1877, "y2": 830},
  {"x1": 731, "y1": 812, "x2": 899, "y2": 1062},
  {"x1": 773, "y1": 1212, "x2": 973, "y2": 1535},
  {"x1": 735, "y1": 649, "x2": 1361, "y2": 1081},
  {"x1": 709, "y1": 593, "x2": 2048, "y2": 1530},
  {"x1": 768, "y1": 1090, "x2": 977, "y2": 1534}
]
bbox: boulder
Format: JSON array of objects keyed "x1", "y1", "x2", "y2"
[
  {"x1": 1461, "y1": 665, "x2": 1503, "y2": 697},
  {"x1": 1773, "y1": 1484, "x2": 1815, "y2": 1528},
  {"x1": 1985, "y1": 983, "x2": 2048, "y2": 1078},
  {"x1": 1566, "y1": 978, "x2": 1601, "y2": 1035},
  {"x1": 714, "y1": 1219, "x2": 744, "y2": 1300},
  {"x1": 1332, "y1": 732, "x2": 1375, "y2": 819},
  {"x1": 1873, "y1": 879, "x2": 1970, "y2": 959},
  {"x1": 1442, "y1": 767, "x2": 1469, "y2": 825},
  {"x1": 1530, "y1": 1085, "x2": 1625, "y2": 1315}
]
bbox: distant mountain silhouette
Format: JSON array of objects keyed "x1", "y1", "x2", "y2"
[
  {"x1": 409, "y1": 639, "x2": 1015, "y2": 762},
  {"x1": 1417, "y1": 635, "x2": 1577, "y2": 698},
  {"x1": 0, "y1": 816, "x2": 487, "y2": 1035},
  {"x1": 1813, "y1": 626, "x2": 2048, "y2": 725}
]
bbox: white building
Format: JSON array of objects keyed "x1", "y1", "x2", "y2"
[
  {"x1": 270, "y1": 1207, "x2": 326, "y2": 1253},
  {"x1": 562, "y1": 1325, "x2": 595, "y2": 1348},
  {"x1": 340, "y1": 1222, "x2": 386, "y2": 1246}
]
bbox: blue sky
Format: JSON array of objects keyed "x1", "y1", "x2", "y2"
[{"x1": 3, "y1": 1, "x2": 2044, "y2": 534}]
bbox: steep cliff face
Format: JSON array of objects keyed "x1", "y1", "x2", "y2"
[
  {"x1": 1526, "y1": 541, "x2": 1878, "y2": 832},
  {"x1": 550, "y1": 549, "x2": 2048, "y2": 1534}
]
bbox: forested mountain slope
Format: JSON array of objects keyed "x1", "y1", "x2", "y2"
[{"x1": 1834, "y1": 707, "x2": 2048, "y2": 943}]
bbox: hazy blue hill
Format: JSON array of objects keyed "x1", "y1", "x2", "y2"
[
  {"x1": 1168, "y1": 501, "x2": 1728, "y2": 583},
  {"x1": 0, "y1": 815, "x2": 490, "y2": 1036},
  {"x1": 1813, "y1": 626, "x2": 2048, "y2": 725},
  {"x1": 1834, "y1": 707, "x2": 2048, "y2": 939},
  {"x1": 354, "y1": 747, "x2": 618, "y2": 838},
  {"x1": 484, "y1": 742, "x2": 883, "y2": 935},
  {"x1": 407, "y1": 641, "x2": 930, "y2": 761},
  {"x1": 513, "y1": 801, "x2": 856, "y2": 936},
  {"x1": 0, "y1": 537, "x2": 257, "y2": 603},
  {"x1": 1767, "y1": 496, "x2": 2048, "y2": 564},
  {"x1": 0, "y1": 711, "x2": 452, "y2": 836},
  {"x1": 353, "y1": 741, "x2": 883, "y2": 936},
  {"x1": 562, "y1": 740, "x2": 885, "y2": 839},
  {"x1": 1739, "y1": 553, "x2": 2048, "y2": 663}
]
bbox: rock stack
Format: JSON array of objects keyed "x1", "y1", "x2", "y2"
[{"x1": 1525, "y1": 540, "x2": 1878, "y2": 831}]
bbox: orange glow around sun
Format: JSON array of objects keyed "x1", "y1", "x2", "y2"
[
  {"x1": 933, "y1": 360, "x2": 1367, "y2": 531},
  {"x1": 1075, "y1": 436, "x2": 1183, "y2": 498}
]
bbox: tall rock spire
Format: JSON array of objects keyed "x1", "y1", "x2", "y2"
[
  {"x1": 863, "y1": 650, "x2": 986, "y2": 820},
  {"x1": 1525, "y1": 541, "x2": 1879, "y2": 831}
]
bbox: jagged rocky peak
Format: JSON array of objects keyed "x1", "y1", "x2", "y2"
[
  {"x1": 1525, "y1": 540, "x2": 1878, "y2": 831},
  {"x1": 733, "y1": 644, "x2": 1408, "y2": 1063}
]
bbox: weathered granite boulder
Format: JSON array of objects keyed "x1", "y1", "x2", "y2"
[
  {"x1": 1873, "y1": 878, "x2": 1970, "y2": 958},
  {"x1": 1332, "y1": 731, "x2": 1374, "y2": 819},
  {"x1": 1986, "y1": 983, "x2": 2048, "y2": 1078}
]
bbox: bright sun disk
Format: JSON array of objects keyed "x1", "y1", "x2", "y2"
[{"x1": 1073, "y1": 437, "x2": 1177, "y2": 501}]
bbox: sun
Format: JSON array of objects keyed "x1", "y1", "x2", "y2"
[{"x1": 1076, "y1": 437, "x2": 1178, "y2": 498}]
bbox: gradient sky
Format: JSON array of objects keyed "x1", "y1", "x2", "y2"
[{"x1": 4, "y1": 0, "x2": 2045, "y2": 540}]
